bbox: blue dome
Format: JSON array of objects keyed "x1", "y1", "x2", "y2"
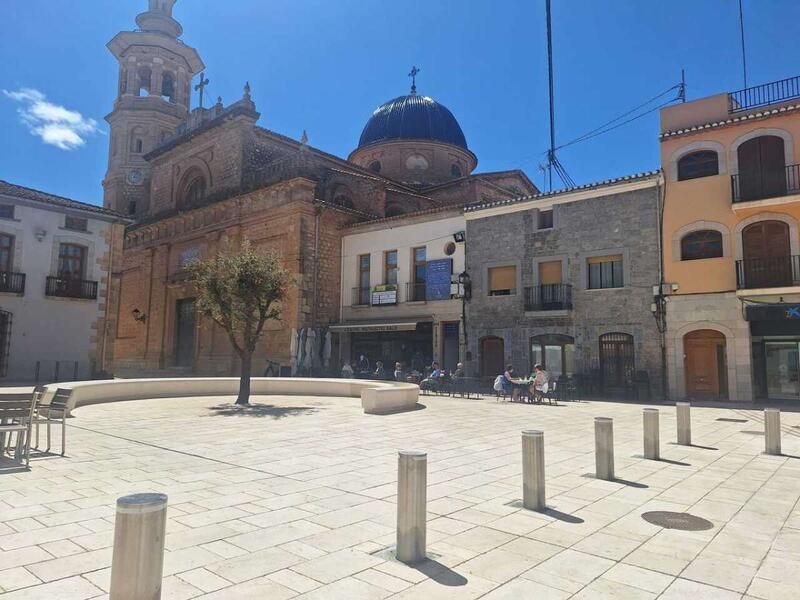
[{"x1": 358, "y1": 94, "x2": 468, "y2": 150}]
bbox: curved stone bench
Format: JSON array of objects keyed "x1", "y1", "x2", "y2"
[{"x1": 40, "y1": 378, "x2": 419, "y2": 416}]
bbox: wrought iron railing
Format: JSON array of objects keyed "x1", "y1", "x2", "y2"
[
  {"x1": 524, "y1": 284, "x2": 573, "y2": 311},
  {"x1": 406, "y1": 282, "x2": 427, "y2": 302},
  {"x1": 731, "y1": 164, "x2": 800, "y2": 203},
  {"x1": 729, "y1": 75, "x2": 800, "y2": 112},
  {"x1": 736, "y1": 255, "x2": 800, "y2": 289},
  {"x1": 0, "y1": 272, "x2": 25, "y2": 295},
  {"x1": 45, "y1": 276, "x2": 98, "y2": 300},
  {"x1": 352, "y1": 286, "x2": 370, "y2": 306}
]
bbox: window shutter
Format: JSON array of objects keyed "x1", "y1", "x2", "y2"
[
  {"x1": 587, "y1": 254, "x2": 623, "y2": 265},
  {"x1": 538, "y1": 261, "x2": 562, "y2": 284},
  {"x1": 489, "y1": 266, "x2": 516, "y2": 291}
]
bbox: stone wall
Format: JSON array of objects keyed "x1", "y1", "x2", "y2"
[{"x1": 465, "y1": 185, "x2": 665, "y2": 396}]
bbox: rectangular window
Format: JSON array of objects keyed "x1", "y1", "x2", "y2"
[
  {"x1": 64, "y1": 216, "x2": 88, "y2": 232},
  {"x1": 357, "y1": 254, "x2": 370, "y2": 305},
  {"x1": 178, "y1": 247, "x2": 200, "y2": 269},
  {"x1": 0, "y1": 205, "x2": 14, "y2": 219},
  {"x1": 58, "y1": 243, "x2": 87, "y2": 280},
  {"x1": 412, "y1": 246, "x2": 426, "y2": 301},
  {"x1": 488, "y1": 265, "x2": 516, "y2": 296},
  {"x1": 0, "y1": 234, "x2": 13, "y2": 272},
  {"x1": 588, "y1": 255, "x2": 623, "y2": 289},
  {"x1": 538, "y1": 260, "x2": 562, "y2": 284},
  {"x1": 384, "y1": 250, "x2": 398, "y2": 285},
  {"x1": 539, "y1": 209, "x2": 553, "y2": 229}
]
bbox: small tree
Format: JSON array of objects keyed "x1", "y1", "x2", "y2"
[{"x1": 189, "y1": 244, "x2": 290, "y2": 405}]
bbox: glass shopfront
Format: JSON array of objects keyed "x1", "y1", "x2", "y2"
[
  {"x1": 530, "y1": 334, "x2": 575, "y2": 377},
  {"x1": 748, "y1": 304, "x2": 800, "y2": 401}
]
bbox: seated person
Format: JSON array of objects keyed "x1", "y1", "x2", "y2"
[
  {"x1": 504, "y1": 364, "x2": 526, "y2": 401},
  {"x1": 340, "y1": 361, "x2": 354, "y2": 378},
  {"x1": 374, "y1": 360, "x2": 387, "y2": 380},
  {"x1": 420, "y1": 361, "x2": 444, "y2": 391},
  {"x1": 529, "y1": 364, "x2": 549, "y2": 402},
  {"x1": 451, "y1": 362, "x2": 465, "y2": 379},
  {"x1": 393, "y1": 362, "x2": 405, "y2": 382}
]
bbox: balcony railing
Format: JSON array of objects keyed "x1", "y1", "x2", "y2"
[
  {"x1": 0, "y1": 272, "x2": 25, "y2": 295},
  {"x1": 45, "y1": 276, "x2": 98, "y2": 300},
  {"x1": 406, "y1": 282, "x2": 427, "y2": 302},
  {"x1": 736, "y1": 256, "x2": 800, "y2": 289},
  {"x1": 729, "y1": 76, "x2": 800, "y2": 112},
  {"x1": 524, "y1": 284, "x2": 573, "y2": 311},
  {"x1": 731, "y1": 164, "x2": 800, "y2": 203}
]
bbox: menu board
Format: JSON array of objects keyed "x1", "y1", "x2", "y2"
[{"x1": 426, "y1": 259, "x2": 453, "y2": 301}]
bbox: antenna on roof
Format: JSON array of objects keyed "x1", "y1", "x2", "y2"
[{"x1": 738, "y1": 0, "x2": 748, "y2": 88}]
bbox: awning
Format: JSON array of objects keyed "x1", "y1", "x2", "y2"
[{"x1": 329, "y1": 319, "x2": 430, "y2": 334}]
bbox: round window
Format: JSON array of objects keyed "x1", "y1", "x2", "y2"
[
  {"x1": 405, "y1": 154, "x2": 429, "y2": 171},
  {"x1": 444, "y1": 241, "x2": 456, "y2": 256}
]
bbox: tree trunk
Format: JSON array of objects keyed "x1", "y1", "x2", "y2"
[{"x1": 236, "y1": 351, "x2": 252, "y2": 405}]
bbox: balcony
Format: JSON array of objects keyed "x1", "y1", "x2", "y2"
[
  {"x1": 45, "y1": 276, "x2": 98, "y2": 300},
  {"x1": 729, "y1": 76, "x2": 800, "y2": 113},
  {"x1": 524, "y1": 284, "x2": 573, "y2": 311},
  {"x1": 736, "y1": 256, "x2": 800, "y2": 290},
  {"x1": 406, "y1": 282, "x2": 427, "y2": 302},
  {"x1": 0, "y1": 272, "x2": 25, "y2": 295},
  {"x1": 731, "y1": 164, "x2": 800, "y2": 203}
]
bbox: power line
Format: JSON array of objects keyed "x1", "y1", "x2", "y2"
[{"x1": 739, "y1": 0, "x2": 748, "y2": 88}]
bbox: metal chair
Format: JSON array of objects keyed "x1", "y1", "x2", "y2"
[
  {"x1": 0, "y1": 395, "x2": 38, "y2": 469},
  {"x1": 32, "y1": 388, "x2": 71, "y2": 456}
]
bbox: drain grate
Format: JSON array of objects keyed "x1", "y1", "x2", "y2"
[
  {"x1": 716, "y1": 418, "x2": 748, "y2": 423},
  {"x1": 642, "y1": 511, "x2": 713, "y2": 531}
]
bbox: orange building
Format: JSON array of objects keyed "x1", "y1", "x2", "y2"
[{"x1": 660, "y1": 76, "x2": 800, "y2": 401}]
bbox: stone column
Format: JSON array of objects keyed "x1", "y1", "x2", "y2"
[
  {"x1": 676, "y1": 402, "x2": 691, "y2": 446},
  {"x1": 643, "y1": 408, "x2": 660, "y2": 460},
  {"x1": 522, "y1": 430, "x2": 546, "y2": 511},
  {"x1": 594, "y1": 417, "x2": 614, "y2": 480},
  {"x1": 396, "y1": 451, "x2": 426, "y2": 564},
  {"x1": 110, "y1": 493, "x2": 168, "y2": 600},
  {"x1": 765, "y1": 408, "x2": 781, "y2": 455}
]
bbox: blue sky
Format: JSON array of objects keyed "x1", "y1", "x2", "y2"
[{"x1": 2, "y1": 0, "x2": 799, "y2": 205}]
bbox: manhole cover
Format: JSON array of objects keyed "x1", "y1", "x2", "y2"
[
  {"x1": 641, "y1": 511, "x2": 713, "y2": 531},
  {"x1": 716, "y1": 418, "x2": 748, "y2": 423}
]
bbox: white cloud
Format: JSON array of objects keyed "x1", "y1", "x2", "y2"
[{"x1": 3, "y1": 87, "x2": 101, "y2": 150}]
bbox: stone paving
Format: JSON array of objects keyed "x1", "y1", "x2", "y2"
[{"x1": 1, "y1": 393, "x2": 800, "y2": 599}]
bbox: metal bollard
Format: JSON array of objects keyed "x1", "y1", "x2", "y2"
[
  {"x1": 110, "y1": 493, "x2": 168, "y2": 600},
  {"x1": 396, "y1": 451, "x2": 427, "y2": 564},
  {"x1": 594, "y1": 417, "x2": 615, "y2": 481},
  {"x1": 676, "y1": 402, "x2": 691, "y2": 446},
  {"x1": 765, "y1": 408, "x2": 781, "y2": 456},
  {"x1": 522, "y1": 430, "x2": 546, "y2": 511},
  {"x1": 643, "y1": 408, "x2": 660, "y2": 460}
]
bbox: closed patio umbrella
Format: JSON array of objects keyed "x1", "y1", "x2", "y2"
[
  {"x1": 290, "y1": 328, "x2": 298, "y2": 376},
  {"x1": 323, "y1": 331, "x2": 332, "y2": 370}
]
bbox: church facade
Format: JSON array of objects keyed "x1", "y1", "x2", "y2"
[{"x1": 108, "y1": 1, "x2": 536, "y2": 376}]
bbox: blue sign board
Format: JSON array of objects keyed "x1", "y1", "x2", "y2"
[{"x1": 426, "y1": 259, "x2": 453, "y2": 301}]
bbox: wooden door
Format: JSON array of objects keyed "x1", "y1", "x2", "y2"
[
  {"x1": 742, "y1": 220, "x2": 791, "y2": 287},
  {"x1": 175, "y1": 298, "x2": 196, "y2": 368},
  {"x1": 481, "y1": 337, "x2": 504, "y2": 377},
  {"x1": 684, "y1": 330, "x2": 726, "y2": 398},
  {"x1": 738, "y1": 135, "x2": 786, "y2": 201}
]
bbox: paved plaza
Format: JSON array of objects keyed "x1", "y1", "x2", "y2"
[{"x1": 1, "y1": 393, "x2": 800, "y2": 599}]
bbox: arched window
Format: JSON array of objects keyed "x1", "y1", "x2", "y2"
[
  {"x1": 130, "y1": 127, "x2": 145, "y2": 154},
  {"x1": 681, "y1": 230, "x2": 723, "y2": 260},
  {"x1": 161, "y1": 72, "x2": 175, "y2": 102},
  {"x1": 677, "y1": 150, "x2": 719, "y2": 181},
  {"x1": 368, "y1": 160, "x2": 382, "y2": 174},
  {"x1": 119, "y1": 69, "x2": 128, "y2": 96},
  {"x1": 451, "y1": 163, "x2": 463, "y2": 177},
  {"x1": 137, "y1": 67, "x2": 152, "y2": 97},
  {"x1": 182, "y1": 176, "x2": 206, "y2": 209}
]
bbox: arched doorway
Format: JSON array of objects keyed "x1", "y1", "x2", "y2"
[
  {"x1": 742, "y1": 220, "x2": 791, "y2": 287},
  {"x1": 684, "y1": 330, "x2": 727, "y2": 399},
  {"x1": 737, "y1": 135, "x2": 786, "y2": 201},
  {"x1": 480, "y1": 336, "x2": 504, "y2": 377}
]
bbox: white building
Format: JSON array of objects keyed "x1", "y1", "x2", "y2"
[
  {"x1": 335, "y1": 206, "x2": 467, "y2": 374},
  {"x1": 0, "y1": 181, "x2": 129, "y2": 382}
]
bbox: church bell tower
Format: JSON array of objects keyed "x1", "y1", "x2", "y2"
[{"x1": 103, "y1": 0, "x2": 204, "y2": 217}]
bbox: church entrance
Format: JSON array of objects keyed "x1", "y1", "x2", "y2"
[{"x1": 175, "y1": 298, "x2": 196, "y2": 368}]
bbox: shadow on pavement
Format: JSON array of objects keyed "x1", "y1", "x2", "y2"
[
  {"x1": 413, "y1": 559, "x2": 468, "y2": 586},
  {"x1": 206, "y1": 403, "x2": 317, "y2": 419}
]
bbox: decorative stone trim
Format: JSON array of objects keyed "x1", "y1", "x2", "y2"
[
  {"x1": 733, "y1": 211, "x2": 800, "y2": 260},
  {"x1": 671, "y1": 220, "x2": 731, "y2": 262},
  {"x1": 667, "y1": 140, "x2": 727, "y2": 182},
  {"x1": 728, "y1": 127, "x2": 794, "y2": 175}
]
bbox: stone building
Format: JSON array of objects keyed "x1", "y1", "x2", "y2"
[
  {"x1": 464, "y1": 172, "x2": 665, "y2": 397},
  {"x1": 108, "y1": 1, "x2": 535, "y2": 376},
  {"x1": 0, "y1": 181, "x2": 128, "y2": 382}
]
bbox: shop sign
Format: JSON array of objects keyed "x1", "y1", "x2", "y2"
[
  {"x1": 371, "y1": 284, "x2": 397, "y2": 305},
  {"x1": 746, "y1": 304, "x2": 800, "y2": 321},
  {"x1": 426, "y1": 259, "x2": 453, "y2": 301}
]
